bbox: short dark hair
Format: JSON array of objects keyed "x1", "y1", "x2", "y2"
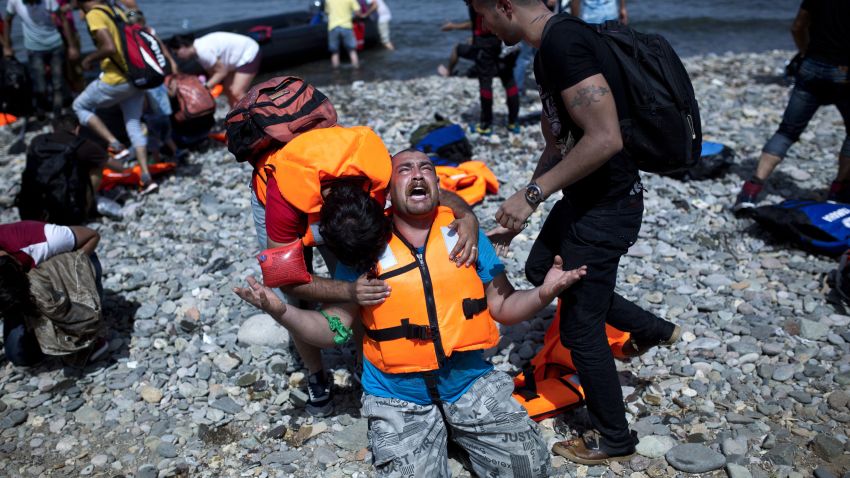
[
  {"x1": 0, "y1": 255, "x2": 38, "y2": 321},
  {"x1": 319, "y1": 182, "x2": 391, "y2": 273},
  {"x1": 167, "y1": 34, "x2": 195, "y2": 50},
  {"x1": 52, "y1": 113, "x2": 80, "y2": 134}
]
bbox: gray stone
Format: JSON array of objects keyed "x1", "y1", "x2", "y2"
[
  {"x1": 237, "y1": 314, "x2": 291, "y2": 347},
  {"x1": 722, "y1": 437, "x2": 748, "y2": 456},
  {"x1": 74, "y1": 406, "x2": 102, "y2": 426},
  {"x1": 136, "y1": 464, "x2": 158, "y2": 478},
  {"x1": 210, "y1": 397, "x2": 242, "y2": 415},
  {"x1": 65, "y1": 398, "x2": 85, "y2": 412},
  {"x1": 812, "y1": 434, "x2": 844, "y2": 461},
  {"x1": 800, "y1": 319, "x2": 830, "y2": 340},
  {"x1": 828, "y1": 391, "x2": 850, "y2": 410},
  {"x1": 334, "y1": 418, "x2": 369, "y2": 451},
  {"x1": 702, "y1": 274, "x2": 733, "y2": 288},
  {"x1": 261, "y1": 451, "x2": 301, "y2": 465},
  {"x1": 213, "y1": 353, "x2": 241, "y2": 373},
  {"x1": 136, "y1": 303, "x2": 158, "y2": 320},
  {"x1": 665, "y1": 444, "x2": 726, "y2": 473},
  {"x1": 156, "y1": 442, "x2": 178, "y2": 459},
  {"x1": 636, "y1": 435, "x2": 677, "y2": 459},
  {"x1": 727, "y1": 463, "x2": 753, "y2": 478},
  {"x1": 687, "y1": 337, "x2": 722, "y2": 351},
  {"x1": 765, "y1": 443, "x2": 797, "y2": 466},
  {"x1": 315, "y1": 446, "x2": 339, "y2": 465},
  {"x1": 0, "y1": 410, "x2": 27, "y2": 429},
  {"x1": 814, "y1": 467, "x2": 838, "y2": 478},
  {"x1": 772, "y1": 365, "x2": 796, "y2": 382}
]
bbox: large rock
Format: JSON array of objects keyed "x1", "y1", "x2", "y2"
[
  {"x1": 665, "y1": 444, "x2": 726, "y2": 473},
  {"x1": 800, "y1": 319, "x2": 830, "y2": 340},
  {"x1": 237, "y1": 314, "x2": 291, "y2": 347},
  {"x1": 334, "y1": 418, "x2": 369, "y2": 452},
  {"x1": 636, "y1": 435, "x2": 677, "y2": 459}
]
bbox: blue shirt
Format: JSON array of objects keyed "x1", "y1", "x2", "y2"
[{"x1": 336, "y1": 229, "x2": 504, "y2": 405}]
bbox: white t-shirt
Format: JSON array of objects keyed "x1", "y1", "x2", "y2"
[
  {"x1": 193, "y1": 32, "x2": 260, "y2": 71},
  {"x1": 20, "y1": 224, "x2": 76, "y2": 267},
  {"x1": 367, "y1": 0, "x2": 391, "y2": 22},
  {"x1": 5, "y1": 0, "x2": 63, "y2": 52}
]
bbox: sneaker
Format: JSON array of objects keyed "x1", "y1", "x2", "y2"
[
  {"x1": 507, "y1": 123, "x2": 521, "y2": 134},
  {"x1": 108, "y1": 142, "x2": 130, "y2": 161},
  {"x1": 305, "y1": 371, "x2": 333, "y2": 417},
  {"x1": 140, "y1": 173, "x2": 159, "y2": 195},
  {"x1": 621, "y1": 324, "x2": 682, "y2": 358},
  {"x1": 471, "y1": 123, "x2": 492, "y2": 136},
  {"x1": 732, "y1": 178, "x2": 764, "y2": 213},
  {"x1": 552, "y1": 430, "x2": 636, "y2": 466}
]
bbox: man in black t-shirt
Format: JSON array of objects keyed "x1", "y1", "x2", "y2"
[
  {"x1": 438, "y1": 4, "x2": 520, "y2": 135},
  {"x1": 734, "y1": 0, "x2": 850, "y2": 211},
  {"x1": 470, "y1": 0, "x2": 679, "y2": 465}
]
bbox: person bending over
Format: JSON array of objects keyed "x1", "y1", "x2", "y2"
[{"x1": 236, "y1": 150, "x2": 587, "y2": 477}]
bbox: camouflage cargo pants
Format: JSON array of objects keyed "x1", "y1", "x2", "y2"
[{"x1": 362, "y1": 370, "x2": 551, "y2": 478}]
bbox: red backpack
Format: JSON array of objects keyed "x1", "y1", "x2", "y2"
[
  {"x1": 167, "y1": 74, "x2": 216, "y2": 122},
  {"x1": 224, "y1": 76, "x2": 337, "y2": 165},
  {"x1": 90, "y1": 5, "x2": 171, "y2": 89}
]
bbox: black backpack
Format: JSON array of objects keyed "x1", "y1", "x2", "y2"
[
  {"x1": 0, "y1": 56, "x2": 33, "y2": 117},
  {"x1": 16, "y1": 134, "x2": 93, "y2": 225},
  {"x1": 547, "y1": 15, "x2": 702, "y2": 174},
  {"x1": 410, "y1": 118, "x2": 473, "y2": 166}
]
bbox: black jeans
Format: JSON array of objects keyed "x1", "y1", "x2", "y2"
[{"x1": 526, "y1": 193, "x2": 675, "y2": 455}]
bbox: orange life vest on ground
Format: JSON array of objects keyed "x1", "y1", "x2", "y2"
[
  {"x1": 513, "y1": 301, "x2": 632, "y2": 421},
  {"x1": 258, "y1": 125, "x2": 391, "y2": 245},
  {"x1": 362, "y1": 207, "x2": 500, "y2": 374},
  {"x1": 435, "y1": 160, "x2": 499, "y2": 206}
]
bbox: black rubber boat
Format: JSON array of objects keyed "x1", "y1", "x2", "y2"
[{"x1": 174, "y1": 10, "x2": 380, "y2": 73}]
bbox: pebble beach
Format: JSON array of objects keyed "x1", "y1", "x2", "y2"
[{"x1": 1, "y1": 49, "x2": 849, "y2": 477}]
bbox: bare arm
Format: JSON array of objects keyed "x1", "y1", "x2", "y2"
[
  {"x1": 570, "y1": 1, "x2": 580, "y2": 17},
  {"x1": 69, "y1": 226, "x2": 100, "y2": 255},
  {"x1": 57, "y1": 10, "x2": 79, "y2": 61},
  {"x1": 534, "y1": 74, "x2": 623, "y2": 198},
  {"x1": 3, "y1": 15, "x2": 13, "y2": 57},
  {"x1": 234, "y1": 275, "x2": 359, "y2": 349},
  {"x1": 82, "y1": 28, "x2": 118, "y2": 69},
  {"x1": 495, "y1": 74, "x2": 622, "y2": 232},
  {"x1": 791, "y1": 8, "x2": 811, "y2": 55},
  {"x1": 619, "y1": 0, "x2": 628, "y2": 24},
  {"x1": 441, "y1": 20, "x2": 472, "y2": 31},
  {"x1": 485, "y1": 257, "x2": 586, "y2": 325},
  {"x1": 115, "y1": 0, "x2": 139, "y2": 10},
  {"x1": 439, "y1": 189, "x2": 480, "y2": 266},
  {"x1": 532, "y1": 114, "x2": 563, "y2": 181},
  {"x1": 204, "y1": 60, "x2": 231, "y2": 89}
]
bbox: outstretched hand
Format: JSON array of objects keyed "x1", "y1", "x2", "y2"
[
  {"x1": 448, "y1": 213, "x2": 479, "y2": 267},
  {"x1": 233, "y1": 275, "x2": 287, "y2": 319},
  {"x1": 486, "y1": 225, "x2": 520, "y2": 258},
  {"x1": 538, "y1": 256, "x2": 587, "y2": 303}
]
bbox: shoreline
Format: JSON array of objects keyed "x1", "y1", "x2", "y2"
[{"x1": 1, "y1": 49, "x2": 848, "y2": 477}]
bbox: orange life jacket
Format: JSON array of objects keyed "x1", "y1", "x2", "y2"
[
  {"x1": 513, "y1": 301, "x2": 632, "y2": 421},
  {"x1": 362, "y1": 206, "x2": 500, "y2": 374},
  {"x1": 258, "y1": 125, "x2": 391, "y2": 245},
  {"x1": 435, "y1": 160, "x2": 499, "y2": 206},
  {"x1": 99, "y1": 163, "x2": 176, "y2": 191}
]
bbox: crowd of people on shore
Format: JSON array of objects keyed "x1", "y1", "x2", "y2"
[{"x1": 1, "y1": 0, "x2": 849, "y2": 476}]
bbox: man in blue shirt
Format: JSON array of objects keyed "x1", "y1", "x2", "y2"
[{"x1": 235, "y1": 149, "x2": 587, "y2": 477}]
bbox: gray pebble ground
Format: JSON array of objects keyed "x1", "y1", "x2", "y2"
[{"x1": 1, "y1": 50, "x2": 850, "y2": 477}]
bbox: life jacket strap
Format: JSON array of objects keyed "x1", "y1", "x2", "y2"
[
  {"x1": 365, "y1": 318, "x2": 435, "y2": 342},
  {"x1": 462, "y1": 297, "x2": 488, "y2": 319},
  {"x1": 514, "y1": 365, "x2": 539, "y2": 400}
]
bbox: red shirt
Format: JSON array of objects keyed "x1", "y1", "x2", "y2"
[
  {"x1": 264, "y1": 175, "x2": 308, "y2": 244},
  {"x1": 0, "y1": 221, "x2": 76, "y2": 271}
]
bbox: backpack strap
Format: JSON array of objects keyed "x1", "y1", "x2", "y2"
[{"x1": 87, "y1": 4, "x2": 129, "y2": 77}]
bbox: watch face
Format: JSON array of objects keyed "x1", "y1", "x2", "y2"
[{"x1": 526, "y1": 185, "x2": 542, "y2": 204}]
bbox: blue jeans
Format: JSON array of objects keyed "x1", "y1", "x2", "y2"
[
  {"x1": 3, "y1": 253, "x2": 103, "y2": 366},
  {"x1": 513, "y1": 42, "x2": 536, "y2": 92},
  {"x1": 763, "y1": 58, "x2": 850, "y2": 158},
  {"x1": 28, "y1": 47, "x2": 65, "y2": 115},
  {"x1": 328, "y1": 26, "x2": 356, "y2": 54}
]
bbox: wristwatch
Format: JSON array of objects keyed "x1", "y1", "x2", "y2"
[{"x1": 525, "y1": 182, "x2": 544, "y2": 207}]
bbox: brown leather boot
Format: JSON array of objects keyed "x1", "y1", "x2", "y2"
[
  {"x1": 552, "y1": 432, "x2": 636, "y2": 465},
  {"x1": 621, "y1": 324, "x2": 682, "y2": 358}
]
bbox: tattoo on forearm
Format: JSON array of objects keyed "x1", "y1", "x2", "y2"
[{"x1": 569, "y1": 85, "x2": 610, "y2": 109}]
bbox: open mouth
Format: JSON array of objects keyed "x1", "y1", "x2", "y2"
[{"x1": 407, "y1": 182, "x2": 430, "y2": 201}]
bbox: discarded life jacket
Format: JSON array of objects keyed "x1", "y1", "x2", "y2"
[
  {"x1": 750, "y1": 199, "x2": 850, "y2": 255},
  {"x1": 99, "y1": 163, "x2": 176, "y2": 191},
  {"x1": 410, "y1": 120, "x2": 473, "y2": 166},
  {"x1": 436, "y1": 161, "x2": 499, "y2": 206},
  {"x1": 0, "y1": 112, "x2": 17, "y2": 126},
  {"x1": 362, "y1": 206, "x2": 500, "y2": 374},
  {"x1": 260, "y1": 125, "x2": 391, "y2": 246},
  {"x1": 513, "y1": 301, "x2": 632, "y2": 421}
]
